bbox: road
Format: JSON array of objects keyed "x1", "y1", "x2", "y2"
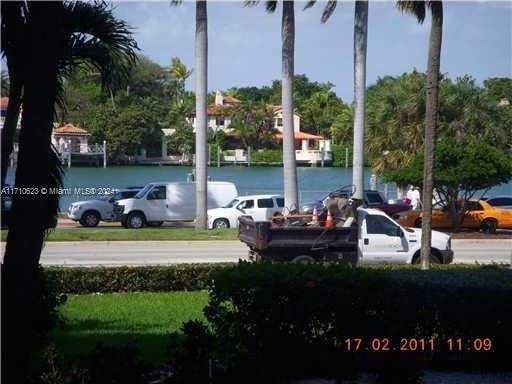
[{"x1": 2, "y1": 239, "x2": 511, "y2": 266}]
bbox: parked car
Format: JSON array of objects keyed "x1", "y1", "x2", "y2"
[
  {"x1": 302, "y1": 188, "x2": 410, "y2": 219},
  {"x1": 482, "y1": 196, "x2": 512, "y2": 210},
  {"x1": 395, "y1": 199, "x2": 512, "y2": 233},
  {"x1": 116, "y1": 181, "x2": 238, "y2": 229},
  {"x1": 68, "y1": 187, "x2": 142, "y2": 227},
  {"x1": 208, "y1": 194, "x2": 285, "y2": 229}
]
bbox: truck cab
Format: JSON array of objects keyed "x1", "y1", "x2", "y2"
[{"x1": 358, "y1": 208, "x2": 452, "y2": 264}]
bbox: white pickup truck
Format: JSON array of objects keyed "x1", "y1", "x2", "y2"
[{"x1": 238, "y1": 206, "x2": 454, "y2": 264}]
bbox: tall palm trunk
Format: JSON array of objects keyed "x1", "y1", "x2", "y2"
[
  {"x1": 195, "y1": 0, "x2": 208, "y2": 229},
  {"x1": 352, "y1": 0, "x2": 368, "y2": 200},
  {"x1": 282, "y1": 0, "x2": 298, "y2": 211},
  {"x1": 2, "y1": 4, "x2": 63, "y2": 382},
  {"x1": 420, "y1": 2, "x2": 443, "y2": 270}
]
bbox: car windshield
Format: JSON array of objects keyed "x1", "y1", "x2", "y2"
[
  {"x1": 95, "y1": 195, "x2": 112, "y2": 201},
  {"x1": 135, "y1": 184, "x2": 153, "y2": 199},
  {"x1": 223, "y1": 198, "x2": 240, "y2": 208}
]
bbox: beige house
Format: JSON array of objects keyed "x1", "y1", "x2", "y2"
[{"x1": 187, "y1": 91, "x2": 332, "y2": 165}]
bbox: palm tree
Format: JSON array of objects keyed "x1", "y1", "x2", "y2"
[
  {"x1": 352, "y1": 1, "x2": 369, "y2": 201},
  {"x1": 397, "y1": 1, "x2": 443, "y2": 270},
  {"x1": 194, "y1": 0, "x2": 208, "y2": 229},
  {"x1": 1, "y1": 3, "x2": 137, "y2": 381},
  {"x1": 170, "y1": 56, "x2": 193, "y2": 105},
  {"x1": 1, "y1": 0, "x2": 138, "y2": 188},
  {"x1": 246, "y1": 0, "x2": 298, "y2": 211},
  {"x1": 304, "y1": 0, "x2": 368, "y2": 200}
]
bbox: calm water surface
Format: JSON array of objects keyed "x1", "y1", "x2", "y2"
[{"x1": 6, "y1": 166, "x2": 512, "y2": 211}]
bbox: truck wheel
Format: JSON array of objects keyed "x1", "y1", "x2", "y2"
[
  {"x1": 413, "y1": 252, "x2": 441, "y2": 264},
  {"x1": 480, "y1": 218, "x2": 497, "y2": 234},
  {"x1": 213, "y1": 218, "x2": 230, "y2": 229},
  {"x1": 291, "y1": 255, "x2": 316, "y2": 264},
  {"x1": 80, "y1": 211, "x2": 100, "y2": 227},
  {"x1": 126, "y1": 212, "x2": 145, "y2": 229},
  {"x1": 147, "y1": 221, "x2": 164, "y2": 227}
]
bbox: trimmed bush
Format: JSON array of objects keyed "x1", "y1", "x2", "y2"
[
  {"x1": 44, "y1": 264, "x2": 235, "y2": 294},
  {"x1": 197, "y1": 263, "x2": 512, "y2": 381},
  {"x1": 250, "y1": 149, "x2": 282, "y2": 164}
]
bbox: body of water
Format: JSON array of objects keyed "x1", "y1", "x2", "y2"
[{"x1": 6, "y1": 165, "x2": 512, "y2": 212}]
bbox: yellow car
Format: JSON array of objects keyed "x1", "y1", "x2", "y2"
[{"x1": 395, "y1": 200, "x2": 512, "y2": 233}]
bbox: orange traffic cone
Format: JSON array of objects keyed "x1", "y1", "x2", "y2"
[
  {"x1": 325, "y1": 209, "x2": 333, "y2": 228},
  {"x1": 312, "y1": 206, "x2": 318, "y2": 226}
]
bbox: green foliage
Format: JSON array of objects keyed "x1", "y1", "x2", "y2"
[
  {"x1": 330, "y1": 104, "x2": 354, "y2": 144},
  {"x1": 300, "y1": 90, "x2": 345, "y2": 137},
  {"x1": 366, "y1": 71, "x2": 512, "y2": 172},
  {"x1": 483, "y1": 77, "x2": 512, "y2": 102},
  {"x1": 125, "y1": 55, "x2": 168, "y2": 100},
  {"x1": 170, "y1": 262, "x2": 512, "y2": 381},
  {"x1": 228, "y1": 101, "x2": 277, "y2": 150},
  {"x1": 226, "y1": 86, "x2": 273, "y2": 104},
  {"x1": 103, "y1": 103, "x2": 163, "y2": 159},
  {"x1": 365, "y1": 70, "x2": 426, "y2": 172},
  {"x1": 44, "y1": 264, "x2": 234, "y2": 294},
  {"x1": 330, "y1": 143, "x2": 352, "y2": 167},
  {"x1": 167, "y1": 123, "x2": 195, "y2": 156},
  {"x1": 250, "y1": 149, "x2": 283, "y2": 164},
  {"x1": 384, "y1": 137, "x2": 512, "y2": 209}
]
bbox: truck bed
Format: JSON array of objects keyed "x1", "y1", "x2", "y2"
[{"x1": 238, "y1": 216, "x2": 358, "y2": 263}]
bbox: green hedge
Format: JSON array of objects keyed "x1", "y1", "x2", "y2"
[
  {"x1": 250, "y1": 149, "x2": 282, "y2": 164},
  {"x1": 192, "y1": 263, "x2": 512, "y2": 381},
  {"x1": 44, "y1": 264, "x2": 235, "y2": 294}
]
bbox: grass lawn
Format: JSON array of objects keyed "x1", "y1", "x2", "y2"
[
  {"x1": 1, "y1": 227, "x2": 238, "y2": 242},
  {"x1": 50, "y1": 291, "x2": 209, "y2": 363}
]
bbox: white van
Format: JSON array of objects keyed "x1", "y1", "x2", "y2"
[
  {"x1": 208, "y1": 194, "x2": 284, "y2": 229},
  {"x1": 115, "y1": 181, "x2": 238, "y2": 228}
]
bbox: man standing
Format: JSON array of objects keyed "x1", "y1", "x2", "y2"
[{"x1": 411, "y1": 186, "x2": 422, "y2": 210}]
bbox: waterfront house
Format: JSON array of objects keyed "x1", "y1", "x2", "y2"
[
  {"x1": 186, "y1": 91, "x2": 332, "y2": 166},
  {"x1": 52, "y1": 123, "x2": 91, "y2": 153}
]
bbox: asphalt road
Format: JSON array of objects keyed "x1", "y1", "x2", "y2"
[{"x1": 2, "y1": 239, "x2": 510, "y2": 266}]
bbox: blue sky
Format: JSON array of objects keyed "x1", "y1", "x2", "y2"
[{"x1": 113, "y1": 1, "x2": 511, "y2": 102}]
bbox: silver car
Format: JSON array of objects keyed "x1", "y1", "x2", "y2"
[{"x1": 68, "y1": 188, "x2": 141, "y2": 227}]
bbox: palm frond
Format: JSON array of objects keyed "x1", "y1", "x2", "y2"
[
  {"x1": 396, "y1": 0, "x2": 426, "y2": 24},
  {"x1": 59, "y1": 0, "x2": 139, "y2": 91},
  {"x1": 321, "y1": 0, "x2": 337, "y2": 23},
  {"x1": 244, "y1": 0, "x2": 259, "y2": 7},
  {"x1": 303, "y1": 1, "x2": 316, "y2": 11},
  {"x1": 265, "y1": 0, "x2": 278, "y2": 13}
]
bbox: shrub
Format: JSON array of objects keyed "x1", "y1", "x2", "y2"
[
  {"x1": 197, "y1": 263, "x2": 512, "y2": 382},
  {"x1": 250, "y1": 149, "x2": 282, "y2": 164},
  {"x1": 44, "y1": 264, "x2": 234, "y2": 294}
]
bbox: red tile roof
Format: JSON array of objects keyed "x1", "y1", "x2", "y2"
[
  {"x1": 275, "y1": 131, "x2": 323, "y2": 140},
  {"x1": 222, "y1": 95, "x2": 239, "y2": 105},
  {"x1": 53, "y1": 123, "x2": 90, "y2": 135}
]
